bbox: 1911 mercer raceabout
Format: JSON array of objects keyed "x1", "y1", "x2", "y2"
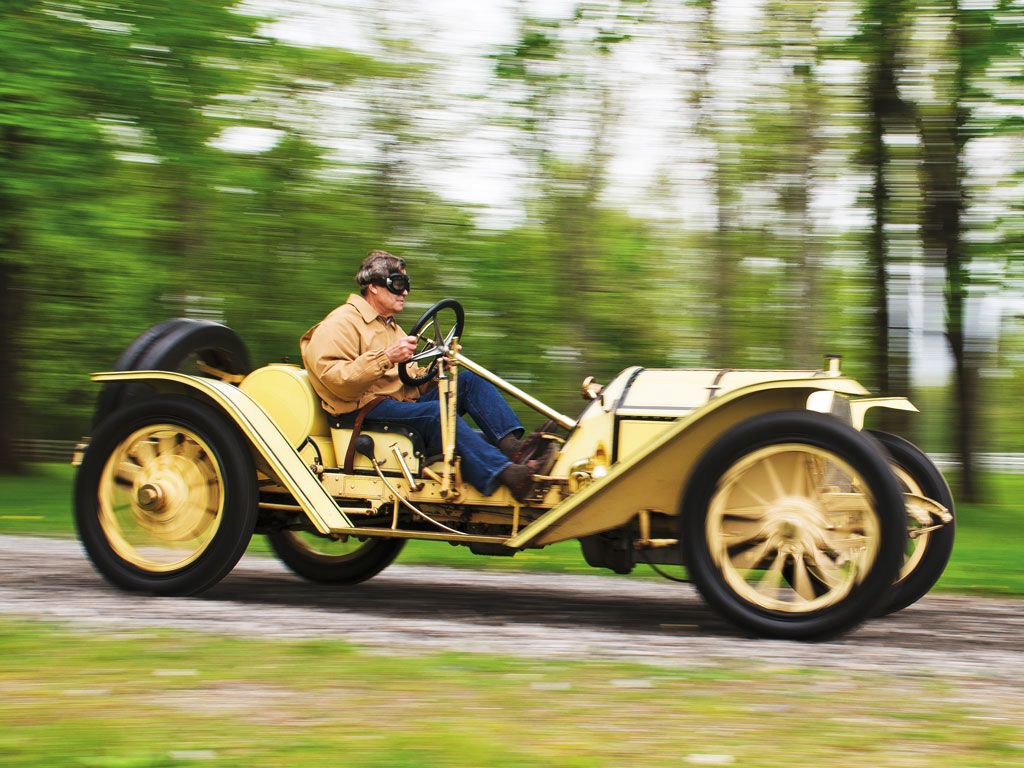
[{"x1": 73, "y1": 299, "x2": 955, "y2": 640}]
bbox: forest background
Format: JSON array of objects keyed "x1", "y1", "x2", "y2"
[{"x1": 1, "y1": 0, "x2": 1021, "y2": 501}]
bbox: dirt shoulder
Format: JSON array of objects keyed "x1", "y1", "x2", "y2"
[{"x1": 2, "y1": 535, "x2": 1022, "y2": 688}]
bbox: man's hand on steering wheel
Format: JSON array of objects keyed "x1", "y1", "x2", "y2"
[{"x1": 386, "y1": 336, "x2": 418, "y2": 364}]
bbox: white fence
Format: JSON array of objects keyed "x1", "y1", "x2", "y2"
[
  {"x1": 13, "y1": 439, "x2": 77, "y2": 463},
  {"x1": 927, "y1": 453, "x2": 1024, "y2": 473}
]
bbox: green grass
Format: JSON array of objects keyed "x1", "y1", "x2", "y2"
[
  {"x1": 0, "y1": 616, "x2": 1021, "y2": 768},
  {"x1": 3, "y1": 463, "x2": 1023, "y2": 595},
  {"x1": 0, "y1": 464, "x2": 80, "y2": 537},
  {"x1": 937, "y1": 473, "x2": 1024, "y2": 596}
]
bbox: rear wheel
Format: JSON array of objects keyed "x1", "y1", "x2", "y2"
[
  {"x1": 681, "y1": 410, "x2": 906, "y2": 640},
  {"x1": 76, "y1": 395, "x2": 258, "y2": 595},
  {"x1": 267, "y1": 531, "x2": 405, "y2": 584},
  {"x1": 868, "y1": 430, "x2": 955, "y2": 615}
]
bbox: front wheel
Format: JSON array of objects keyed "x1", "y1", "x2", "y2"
[
  {"x1": 681, "y1": 411, "x2": 906, "y2": 640},
  {"x1": 267, "y1": 530, "x2": 405, "y2": 584},
  {"x1": 75, "y1": 395, "x2": 258, "y2": 595}
]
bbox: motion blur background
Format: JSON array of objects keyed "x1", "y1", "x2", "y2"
[{"x1": 2, "y1": 0, "x2": 1021, "y2": 501}]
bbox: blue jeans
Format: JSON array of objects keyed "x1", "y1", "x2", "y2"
[{"x1": 366, "y1": 370, "x2": 524, "y2": 495}]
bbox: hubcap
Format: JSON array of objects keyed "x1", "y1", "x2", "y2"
[
  {"x1": 98, "y1": 424, "x2": 224, "y2": 571},
  {"x1": 136, "y1": 483, "x2": 164, "y2": 511},
  {"x1": 707, "y1": 444, "x2": 881, "y2": 613}
]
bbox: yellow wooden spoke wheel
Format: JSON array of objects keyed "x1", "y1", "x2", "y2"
[
  {"x1": 97, "y1": 424, "x2": 224, "y2": 572},
  {"x1": 682, "y1": 411, "x2": 905, "y2": 640},
  {"x1": 76, "y1": 395, "x2": 257, "y2": 596},
  {"x1": 707, "y1": 444, "x2": 880, "y2": 614}
]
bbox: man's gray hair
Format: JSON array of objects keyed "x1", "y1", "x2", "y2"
[{"x1": 356, "y1": 250, "x2": 406, "y2": 295}]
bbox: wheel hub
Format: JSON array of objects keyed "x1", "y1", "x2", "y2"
[
  {"x1": 765, "y1": 497, "x2": 832, "y2": 549},
  {"x1": 136, "y1": 483, "x2": 165, "y2": 512}
]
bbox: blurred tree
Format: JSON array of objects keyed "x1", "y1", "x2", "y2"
[
  {"x1": 0, "y1": 0, "x2": 383, "y2": 463},
  {"x1": 0, "y1": 0, "x2": 129, "y2": 470},
  {"x1": 688, "y1": 0, "x2": 742, "y2": 364},
  {"x1": 912, "y1": 0, "x2": 1022, "y2": 500},
  {"x1": 856, "y1": 0, "x2": 916, "y2": 433},
  {"x1": 743, "y1": 1, "x2": 828, "y2": 368},
  {"x1": 491, "y1": 1, "x2": 660, "y2": 394}
]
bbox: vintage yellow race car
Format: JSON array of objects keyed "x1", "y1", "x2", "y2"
[{"x1": 73, "y1": 300, "x2": 955, "y2": 640}]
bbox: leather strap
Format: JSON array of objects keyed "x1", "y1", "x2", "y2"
[{"x1": 343, "y1": 395, "x2": 389, "y2": 474}]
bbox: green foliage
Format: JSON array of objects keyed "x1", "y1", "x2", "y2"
[{"x1": 1, "y1": 0, "x2": 1022, "y2": 468}]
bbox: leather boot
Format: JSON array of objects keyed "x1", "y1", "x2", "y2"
[
  {"x1": 497, "y1": 432, "x2": 525, "y2": 460},
  {"x1": 500, "y1": 463, "x2": 536, "y2": 503}
]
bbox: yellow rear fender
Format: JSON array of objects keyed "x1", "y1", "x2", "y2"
[
  {"x1": 90, "y1": 371, "x2": 353, "y2": 533},
  {"x1": 509, "y1": 376, "x2": 870, "y2": 548}
]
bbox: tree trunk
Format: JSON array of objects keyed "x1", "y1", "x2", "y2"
[
  {"x1": 690, "y1": 0, "x2": 736, "y2": 364},
  {"x1": 916, "y1": 4, "x2": 978, "y2": 499},
  {"x1": 0, "y1": 260, "x2": 23, "y2": 474},
  {"x1": 864, "y1": 0, "x2": 913, "y2": 434},
  {"x1": 0, "y1": 123, "x2": 24, "y2": 474},
  {"x1": 788, "y1": 63, "x2": 822, "y2": 369}
]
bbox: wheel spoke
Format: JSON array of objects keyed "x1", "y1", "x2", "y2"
[
  {"x1": 157, "y1": 431, "x2": 179, "y2": 456},
  {"x1": 791, "y1": 555, "x2": 816, "y2": 601},
  {"x1": 115, "y1": 460, "x2": 141, "y2": 486},
  {"x1": 721, "y1": 505, "x2": 770, "y2": 521},
  {"x1": 129, "y1": 438, "x2": 157, "y2": 466},
  {"x1": 731, "y1": 538, "x2": 773, "y2": 570},
  {"x1": 809, "y1": 549, "x2": 846, "y2": 589},
  {"x1": 792, "y1": 453, "x2": 809, "y2": 496},
  {"x1": 755, "y1": 551, "x2": 787, "y2": 597},
  {"x1": 720, "y1": 519, "x2": 766, "y2": 547},
  {"x1": 178, "y1": 440, "x2": 201, "y2": 461},
  {"x1": 760, "y1": 454, "x2": 787, "y2": 499}
]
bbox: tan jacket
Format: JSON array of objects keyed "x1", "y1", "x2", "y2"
[{"x1": 300, "y1": 294, "x2": 422, "y2": 415}]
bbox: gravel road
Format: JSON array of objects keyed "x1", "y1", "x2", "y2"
[{"x1": 2, "y1": 535, "x2": 1022, "y2": 688}]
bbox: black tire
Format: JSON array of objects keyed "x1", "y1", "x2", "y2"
[
  {"x1": 94, "y1": 319, "x2": 251, "y2": 425},
  {"x1": 868, "y1": 430, "x2": 956, "y2": 615},
  {"x1": 93, "y1": 319, "x2": 192, "y2": 426},
  {"x1": 267, "y1": 530, "x2": 405, "y2": 584},
  {"x1": 681, "y1": 410, "x2": 906, "y2": 640},
  {"x1": 75, "y1": 395, "x2": 258, "y2": 595}
]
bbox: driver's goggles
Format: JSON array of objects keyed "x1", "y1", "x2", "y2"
[{"x1": 371, "y1": 273, "x2": 411, "y2": 295}]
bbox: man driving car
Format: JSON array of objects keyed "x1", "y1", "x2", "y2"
[{"x1": 300, "y1": 250, "x2": 537, "y2": 501}]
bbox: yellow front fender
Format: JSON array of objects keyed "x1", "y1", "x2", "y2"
[
  {"x1": 849, "y1": 396, "x2": 918, "y2": 430},
  {"x1": 90, "y1": 371, "x2": 353, "y2": 533},
  {"x1": 508, "y1": 376, "x2": 870, "y2": 548}
]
